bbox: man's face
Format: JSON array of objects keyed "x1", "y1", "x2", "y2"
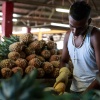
[{"x1": 69, "y1": 15, "x2": 89, "y2": 36}]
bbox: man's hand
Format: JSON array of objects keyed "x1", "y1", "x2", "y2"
[{"x1": 53, "y1": 67, "x2": 72, "y2": 88}]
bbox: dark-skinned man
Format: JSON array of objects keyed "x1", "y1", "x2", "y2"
[{"x1": 54, "y1": 1, "x2": 100, "y2": 95}]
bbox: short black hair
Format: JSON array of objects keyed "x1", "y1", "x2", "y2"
[{"x1": 69, "y1": 1, "x2": 91, "y2": 20}]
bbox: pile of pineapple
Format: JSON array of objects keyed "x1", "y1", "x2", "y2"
[{"x1": 0, "y1": 33, "x2": 62, "y2": 79}]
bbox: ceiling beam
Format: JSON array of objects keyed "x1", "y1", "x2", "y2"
[
  {"x1": 13, "y1": 16, "x2": 68, "y2": 23},
  {"x1": 0, "y1": 0, "x2": 68, "y2": 8},
  {"x1": 91, "y1": 0, "x2": 98, "y2": 11}
]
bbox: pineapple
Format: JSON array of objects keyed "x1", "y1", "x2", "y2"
[
  {"x1": 24, "y1": 47, "x2": 35, "y2": 56},
  {"x1": 9, "y1": 42, "x2": 24, "y2": 52},
  {"x1": 39, "y1": 39, "x2": 46, "y2": 49},
  {"x1": 25, "y1": 65, "x2": 35, "y2": 74},
  {"x1": 41, "y1": 49, "x2": 51, "y2": 59},
  {"x1": 47, "y1": 40, "x2": 55, "y2": 50},
  {"x1": 37, "y1": 55, "x2": 45, "y2": 62},
  {"x1": 49, "y1": 55, "x2": 60, "y2": 62},
  {"x1": 28, "y1": 58, "x2": 41, "y2": 68},
  {"x1": 37, "y1": 68, "x2": 45, "y2": 78},
  {"x1": 19, "y1": 33, "x2": 33, "y2": 44},
  {"x1": 15, "y1": 58, "x2": 28, "y2": 70},
  {"x1": 50, "y1": 61, "x2": 60, "y2": 68},
  {"x1": 52, "y1": 68, "x2": 60, "y2": 78},
  {"x1": 8, "y1": 51, "x2": 20, "y2": 60},
  {"x1": 1, "y1": 67, "x2": 12, "y2": 78},
  {"x1": 18, "y1": 51, "x2": 26, "y2": 59},
  {"x1": 42, "y1": 62, "x2": 54, "y2": 74},
  {"x1": 0, "y1": 59, "x2": 16, "y2": 69},
  {"x1": 29, "y1": 40, "x2": 43, "y2": 50},
  {"x1": 12, "y1": 67, "x2": 23, "y2": 76},
  {"x1": 26, "y1": 54, "x2": 37, "y2": 61},
  {"x1": 50, "y1": 49, "x2": 58, "y2": 55}
]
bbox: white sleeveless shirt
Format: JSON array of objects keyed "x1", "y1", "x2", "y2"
[{"x1": 67, "y1": 26, "x2": 99, "y2": 92}]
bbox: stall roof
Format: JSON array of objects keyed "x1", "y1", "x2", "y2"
[{"x1": 0, "y1": 0, "x2": 100, "y2": 30}]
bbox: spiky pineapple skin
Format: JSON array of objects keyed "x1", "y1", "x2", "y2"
[
  {"x1": 50, "y1": 61, "x2": 60, "y2": 68},
  {"x1": 15, "y1": 58, "x2": 28, "y2": 70},
  {"x1": 37, "y1": 56, "x2": 45, "y2": 62},
  {"x1": 41, "y1": 50, "x2": 51, "y2": 59},
  {"x1": 1, "y1": 67, "x2": 12, "y2": 78},
  {"x1": 12, "y1": 67, "x2": 23, "y2": 76},
  {"x1": 8, "y1": 51, "x2": 20, "y2": 60},
  {"x1": 29, "y1": 40, "x2": 43, "y2": 50},
  {"x1": 49, "y1": 55, "x2": 60, "y2": 62},
  {"x1": 26, "y1": 54, "x2": 37, "y2": 61},
  {"x1": 25, "y1": 65, "x2": 35, "y2": 74},
  {"x1": 9, "y1": 42, "x2": 24, "y2": 52},
  {"x1": 50, "y1": 49, "x2": 58, "y2": 55},
  {"x1": 42, "y1": 62, "x2": 54, "y2": 74},
  {"x1": 52, "y1": 68, "x2": 60, "y2": 78},
  {"x1": 37, "y1": 68, "x2": 45, "y2": 78},
  {"x1": 28, "y1": 58, "x2": 41, "y2": 68},
  {"x1": 19, "y1": 33, "x2": 33, "y2": 43},
  {"x1": 24, "y1": 47, "x2": 35, "y2": 56},
  {"x1": 47, "y1": 40, "x2": 55, "y2": 50},
  {"x1": 39, "y1": 39, "x2": 46, "y2": 49},
  {"x1": 0, "y1": 59, "x2": 16, "y2": 69}
]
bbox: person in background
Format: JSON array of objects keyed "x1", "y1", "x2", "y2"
[
  {"x1": 49, "y1": 35, "x2": 54, "y2": 41},
  {"x1": 54, "y1": 1, "x2": 100, "y2": 94}
]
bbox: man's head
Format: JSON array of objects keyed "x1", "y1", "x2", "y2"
[
  {"x1": 69, "y1": 1, "x2": 91, "y2": 21},
  {"x1": 69, "y1": 1, "x2": 92, "y2": 36}
]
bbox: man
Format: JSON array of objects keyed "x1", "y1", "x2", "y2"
[{"x1": 54, "y1": 1, "x2": 100, "y2": 94}]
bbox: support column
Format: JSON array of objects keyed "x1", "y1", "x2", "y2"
[
  {"x1": 38, "y1": 29, "x2": 42, "y2": 40},
  {"x1": 2, "y1": 2, "x2": 13, "y2": 37},
  {"x1": 27, "y1": 27, "x2": 31, "y2": 33}
]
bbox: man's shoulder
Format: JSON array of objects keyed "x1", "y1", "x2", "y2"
[
  {"x1": 90, "y1": 26, "x2": 100, "y2": 38},
  {"x1": 66, "y1": 30, "x2": 71, "y2": 34},
  {"x1": 65, "y1": 30, "x2": 71, "y2": 37},
  {"x1": 91, "y1": 26, "x2": 100, "y2": 34},
  {"x1": 64, "y1": 30, "x2": 72, "y2": 44}
]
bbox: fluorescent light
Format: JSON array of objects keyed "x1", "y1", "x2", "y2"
[
  {"x1": 56, "y1": 8, "x2": 69, "y2": 13},
  {"x1": 13, "y1": 14, "x2": 21, "y2": 17},
  {"x1": 0, "y1": 17, "x2": 17, "y2": 22},
  {"x1": 0, "y1": 12, "x2": 2, "y2": 16},
  {"x1": 0, "y1": 12, "x2": 20, "y2": 17},
  {"x1": 12, "y1": 19, "x2": 17, "y2": 22},
  {"x1": 0, "y1": 17, "x2": 2, "y2": 20},
  {"x1": 51, "y1": 22, "x2": 70, "y2": 28},
  {"x1": 31, "y1": 28, "x2": 51, "y2": 32}
]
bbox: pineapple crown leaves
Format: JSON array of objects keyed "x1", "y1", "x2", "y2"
[
  {"x1": 3, "y1": 35, "x2": 19, "y2": 43},
  {"x1": 9, "y1": 35, "x2": 19, "y2": 42}
]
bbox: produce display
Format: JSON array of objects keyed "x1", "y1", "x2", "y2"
[{"x1": 0, "y1": 33, "x2": 63, "y2": 79}]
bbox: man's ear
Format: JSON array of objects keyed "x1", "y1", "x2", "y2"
[{"x1": 88, "y1": 18, "x2": 92, "y2": 25}]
